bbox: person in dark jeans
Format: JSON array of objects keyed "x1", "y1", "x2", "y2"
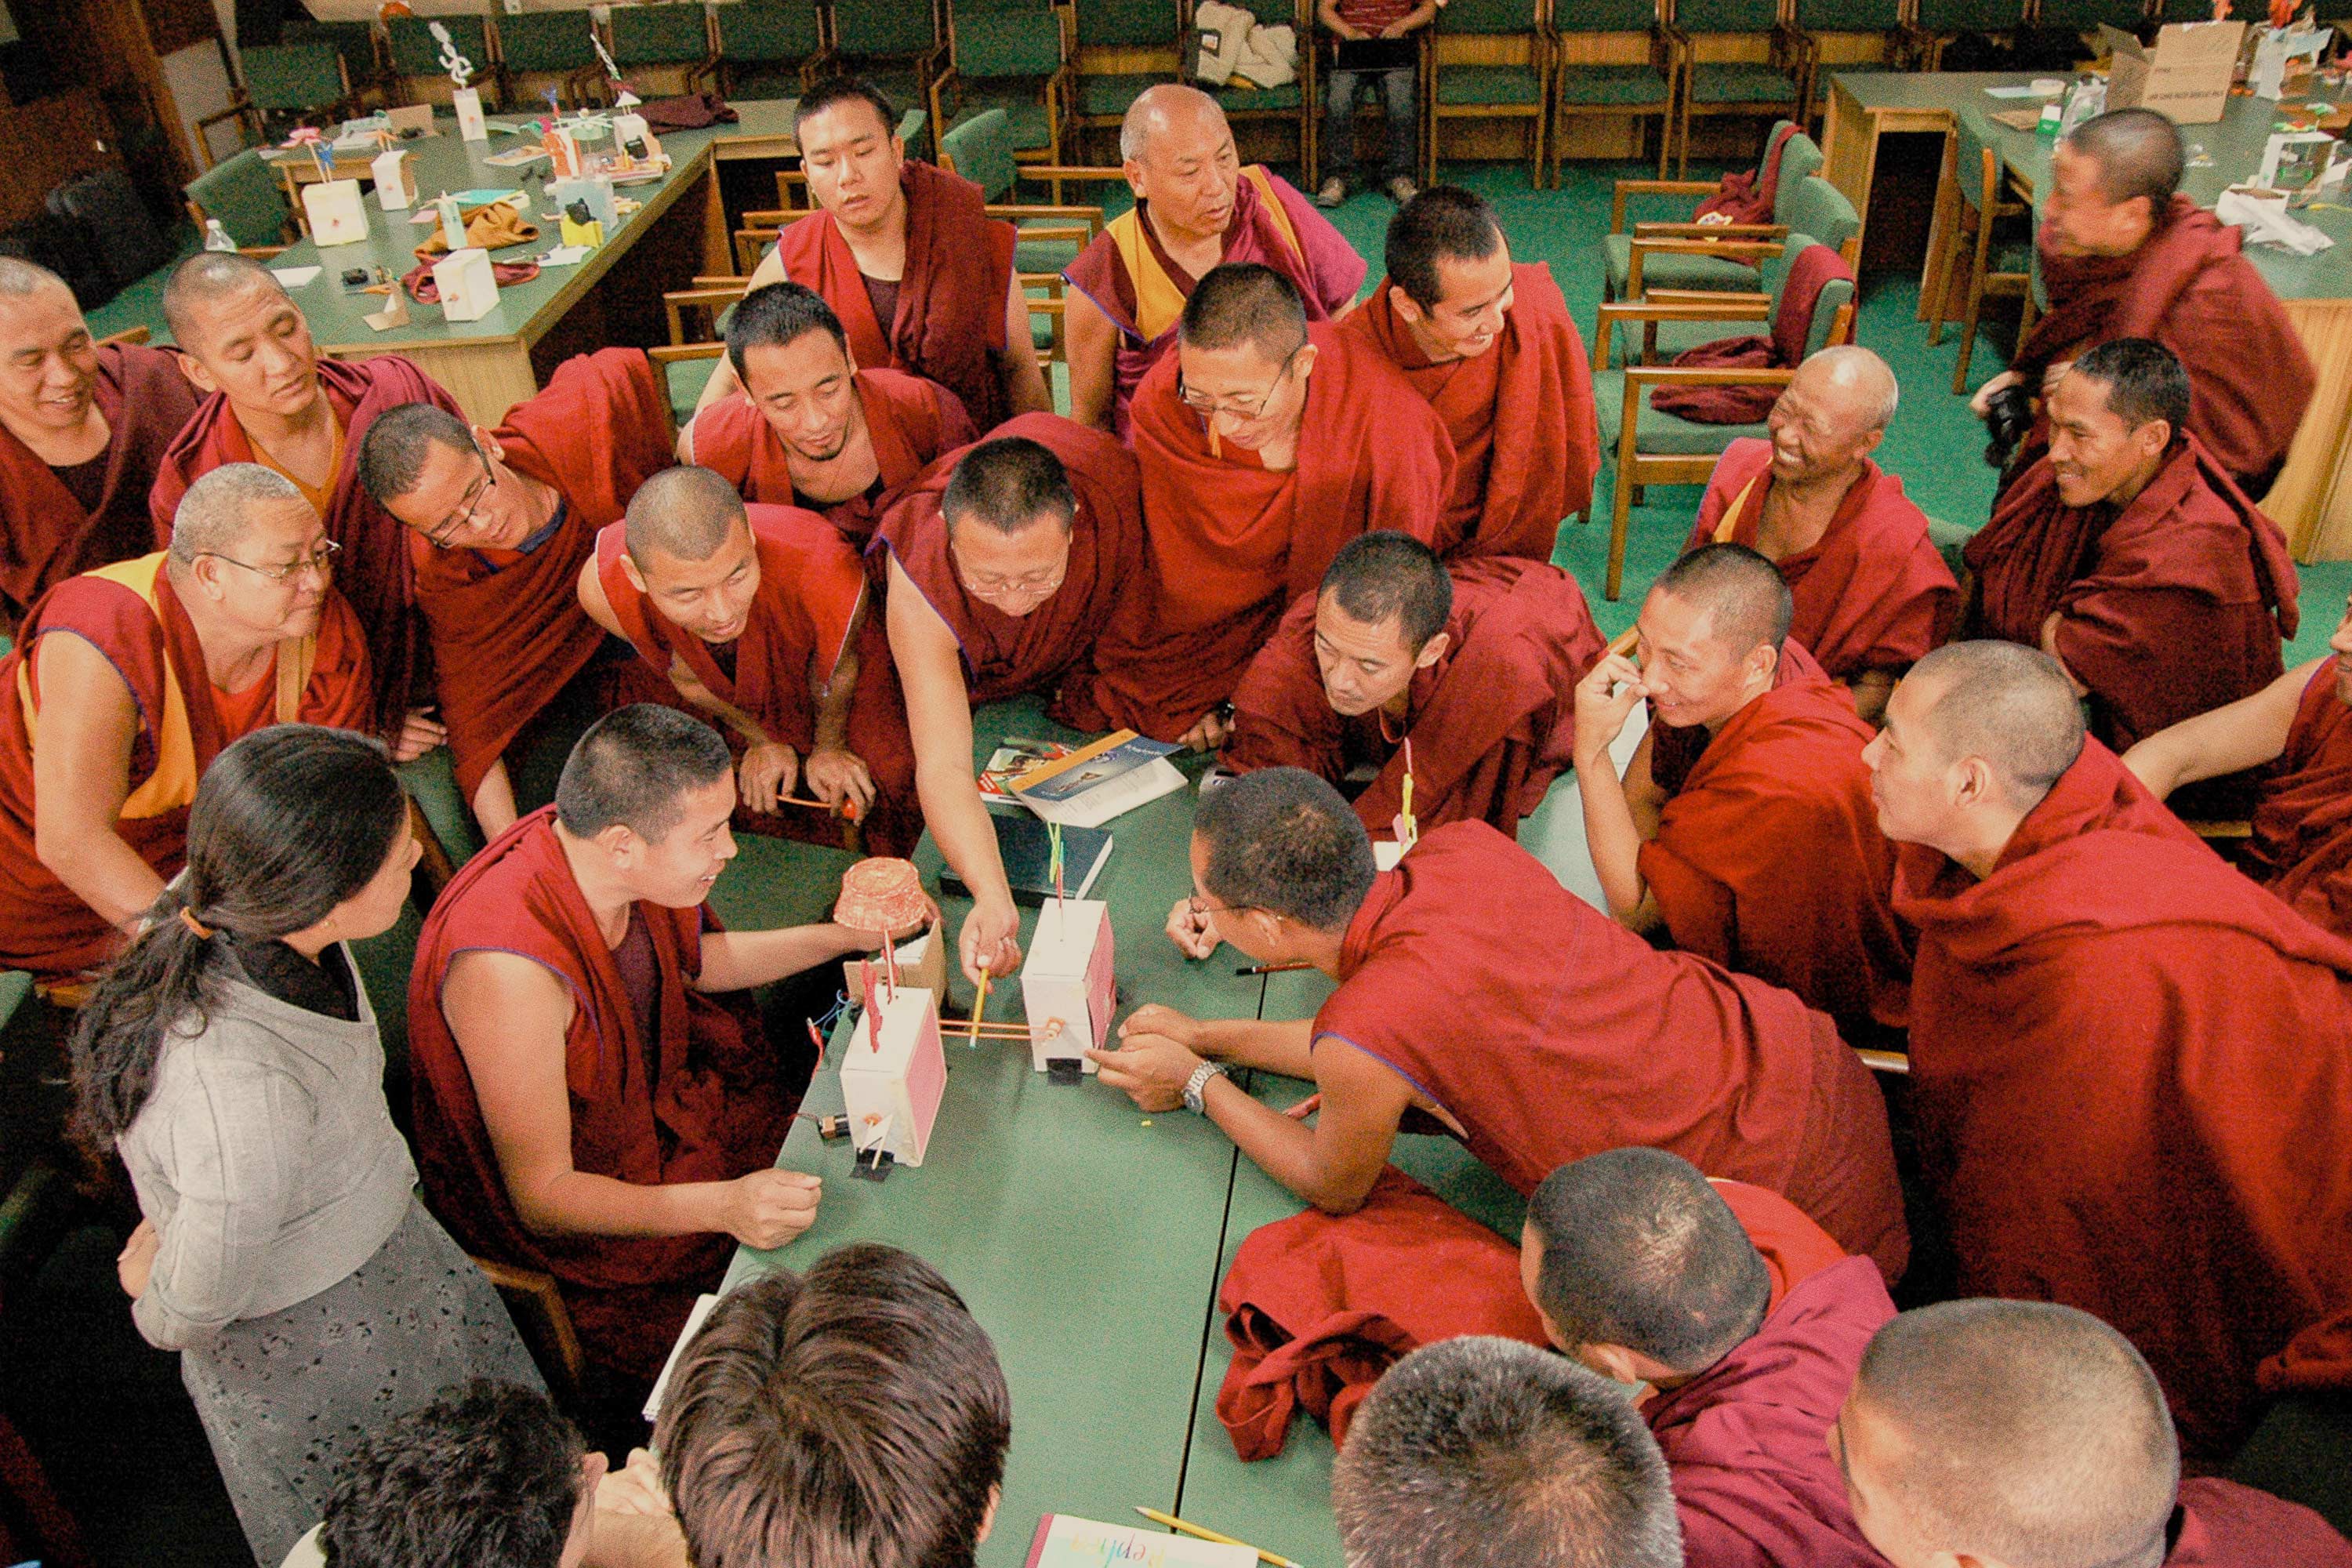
[{"x1": 1317, "y1": 0, "x2": 1438, "y2": 206}]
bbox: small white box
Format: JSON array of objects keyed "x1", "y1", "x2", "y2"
[
  {"x1": 372, "y1": 149, "x2": 416, "y2": 209},
  {"x1": 452, "y1": 85, "x2": 488, "y2": 142},
  {"x1": 839, "y1": 986, "x2": 947, "y2": 1167},
  {"x1": 432, "y1": 247, "x2": 499, "y2": 321},
  {"x1": 300, "y1": 179, "x2": 368, "y2": 246},
  {"x1": 1021, "y1": 898, "x2": 1116, "y2": 1073}
]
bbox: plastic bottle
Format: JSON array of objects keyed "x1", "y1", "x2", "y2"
[{"x1": 202, "y1": 219, "x2": 236, "y2": 252}]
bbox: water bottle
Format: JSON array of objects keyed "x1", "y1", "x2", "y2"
[{"x1": 202, "y1": 219, "x2": 236, "y2": 252}]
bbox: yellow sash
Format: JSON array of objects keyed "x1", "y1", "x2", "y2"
[
  {"x1": 1106, "y1": 165, "x2": 1307, "y2": 345},
  {"x1": 1713, "y1": 473, "x2": 1765, "y2": 545}
]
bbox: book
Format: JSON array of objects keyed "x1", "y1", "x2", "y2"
[
  {"x1": 1025, "y1": 1515, "x2": 1254, "y2": 1568},
  {"x1": 1012, "y1": 730, "x2": 1180, "y2": 804},
  {"x1": 982, "y1": 733, "x2": 1187, "y2": 829},
  {"x1": 938, "y1": 815, "x2": 1112, "y2": 907},
  {"x1": 979, "y1": 737, "x2": 1077, "y2": 804}
]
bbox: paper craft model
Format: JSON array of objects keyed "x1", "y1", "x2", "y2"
[
  {"x1": 1021, "y1": 898, "x2": 1116, "y2": 1075},
  {"x1": 840, "y1": 985, "x2": 947, "y2": 1167}
]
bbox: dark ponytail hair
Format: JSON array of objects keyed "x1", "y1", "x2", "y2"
[{"x1": 70, "y1": 724, "x2": 407, "y2": 1156}]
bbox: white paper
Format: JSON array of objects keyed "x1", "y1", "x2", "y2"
[
  {"x1": 2216, "y1": 187, "x2": 2335, "y2": 255},
  {"x1": 268, "y1": 266, "x2": 321, "y2": 286},
  {"x1": 539, "y1": 244, "x2": 592, "y2": 266},
  {"x1": 1985, "y1": 79, "x2": 2067, "y2": 98},
  {"x1": 641, "y1": 1292, "x2": 720, "y2": 1422}
]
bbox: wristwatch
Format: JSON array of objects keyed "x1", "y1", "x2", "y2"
[{"x1": 1181, "y1": 1061, "x2": 1229, "y2": 1116}]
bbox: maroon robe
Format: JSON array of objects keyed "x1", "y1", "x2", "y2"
[
  {"x1": 1893, "y1": 740, "x2": 2352, "y2": 1460},
  {"x1": 1093, "y1": 324, "x2": 1455, "y2": 741},
  {"x1": 1965, "y1": 436, "x2": 2296, "y2": 754},
  {"x1": 1341, "y1": 265, "x2": 1598, "y2": 561},
  {"x1": 1646, "y1": 1255, "x2": 1896, "y2": 1568},
  {"x1": 408, "y1": 808, "x2": 789, "y2": 1381},
  {"x1": 768, "y1": 160, "x2": 1017, "y2": 432},
  {"x1": 1641, "y1": 640, "x2": 1911, "y2": 1045},
  {"x1": 0, "y1": 343, "x2": 198, "y2": 621},
  {"x1": 2247, "y1": 659, "x2": 2352, "y2": 942},
  {"x1": 686, "y1": 368, "x2": 975, "y2": 542},
  {"x1": 415, "y1": 348, "x2": 673, "y2": 800},
  {"x1": 594, "y1": 503, "x2": 916, "y2": 856},
  {"x1": 2165, "y1": 1479, "x2": 2352, "y2": 1566},
  {"x1": 1687, "y1": 437, "x2": 1956, "y2": 682},
  {"x1": 869, "y1": 411, "x2": 1145, "y2": 724},
  {"x1": 1225, "y1": 556, "x2": 1604, "y2": 839},
  {"x1": 149, "y1": 354, "x2": 463, "y2": 739},
  {"x1": 1316, "y1": 821, "x2": 1909, "y2": 1280},
  {"x1": 2014, "y1": 196, "x2": 2315, "y2": 495}
]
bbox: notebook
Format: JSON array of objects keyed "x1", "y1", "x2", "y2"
[
  {"x1": 1025, "y1": 1515, "x2": 1254, "y2": 1568},
  {"x1": 1003, "y1": 731, "x2": 1186, "y2": 829},
  {"x1": 938, "y1": 815, "x2": 1112, "y2": 907}
]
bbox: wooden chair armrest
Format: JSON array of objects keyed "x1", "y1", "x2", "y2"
[
  {"x1": 987, "y1": 204, "x2": 1105, "y2": 234},
  {"x1": 1644, "y1": 288, "x2": 1773, "y2": 305},
  {"x1": 32, "y1": 976, "x2": 92, "y2": 1009},
  {"x1": 1014, "y1": 164, "x2": 1131, "y2": 182},
  {"x1": 1592, "y1": 298, "x2": 1772, "y2": 368},
  {"x1": 1857, "y1": 1048, "x2": 1910, "y2": 1076},
  {"x1": 1628, "y1": 237, "x2": 1787, "y2": 259},
  {"x1": 470, "y1": 1254, "x2": 588, "y2": 1395},
  {"x1": 740, "y1": 208, "x2": 796, "y2": 227},
  {"x1": 1005, "y1": 221, "x2": 1094, "y2": 245},
  {"x1": 97, "y1": 326, "x2": 152, "y2": 347},
  {"x1": 1611, "y1": 177, "x2": 1722, "y2": 232},
  {"x1": 238, "y1": 245, "x2": 290, "y2": 260},
  {"x1": 648, "y1": 343, "x2": 726, "y2": 363},
  {"x1": 1625, "y1": 363, "x2": 1797, "y2": 387},
  {"x1": 2187, "y1": 819, "x2": 2254, "y2": 840},
  {"x1": 1632, "y1": 220, "x2": 1786, "y2": 238},
  {"x1": 665, "y1": 284, "x2": 750, "y2": 307}
]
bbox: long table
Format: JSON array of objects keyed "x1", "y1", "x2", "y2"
[
  {"x1": 253, "y1": 100, "x2": 799, "y2": 424},
  {"x1": 1817, "y1": 69, "x2": 2352, "y2": 561}
]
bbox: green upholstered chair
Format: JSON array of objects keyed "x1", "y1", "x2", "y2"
[
  {"x1": 821, "y1": 2, "x2": 949, "y2": 154},
  {"x1": 931, "y1": 0, "x2": 1073, "y2": 165},
  {"x1": 710, "y1": 0, "x2": 826, "y2": 100},
  {"x1": 942, "y1": 107, "x2": 1115, "y2": 365},
  {"x1": 281, "y1": 17, "x2": 387, "y2": 103},
  {"x1": 387, "y1": 13, "x2": 493, "y2": 106},
  {"x1": 494, "y1": 9, "x2": 607, "y2": 109},
  {"x1": 238, "y1": 42, "x2": 354, "y2": 131},
  {"x1": 1665, "y1": 0, "x2": 1809, "y2": 178},
  {"x1": 1544, "y1": 0, "x2": 1676, "y2": 182},
  {"x1": 1794, "y1": 0, "x2": 1905, "y2": 111},
  {"x1": 1609, "y1": 172, "x2": 1853, "y2": 326},
  {"x1": 183, "y1": 147, "x2": 297, "y2": 256},
  {"x1": 1425, "y1": 0, "x2": 1551, "y2": 187},
  {"x1": 607, "y1": 3, "x2": 719, "y2": 93},
  {"x1": 1926, "y1": 108, "x2": 2036, "y2": 393},
  {"x1": 1901, "y1": 0, "x2": 2027, "y2": 68},
  {"x1": 1071, "y1": 0, "x2": 1183, "y2": 158},
  {"x1": 1588, "y1": 231, "x2": 1858, "y2": 598},
  {"x1": 1600, "y1": 121, "x2": 1820, "y2": 298}
]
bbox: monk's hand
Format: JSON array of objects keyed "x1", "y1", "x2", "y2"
[
  {"x1": 2041, "y1": 359, "x2": 2072, "y2": 395},
  {"x1": 116, "y1": 1218, "x2": 158, "y2": 1299},
  {"x1": 958, "y1": 898, "x2": 1023, "y2": 987},
  {"x1": 1120, "y1": 1003, "x2": 1207, "y2": 1054},
  {"x1": 1178, "y1": 709, "x2": 1232, "y2": 753},
  {"x1": 1087, "y1": 1033, "x2": 1202, "y2": 1112},
  {"x1": 713, "y1": 1168, "x2": 821, "y2": 1250},
  {"x1": 390, "y1": 707, "x2": 448, "y2": 764},
  {"x1": 1573, "y1": 653, "x2": 1648, "y2": 768},
  {"x1": 1969, "y1": 369, "x2": 2023, "y2": 419},
  {"x1": 804, "y1": 746, "x2": 876, "y2": 815},
  {"x1": 1165, "y1": 895, "x2": 1221, "y2": 960},
  {"x1": 739, "y1": 741, "x2": 800, "y2": 815}
]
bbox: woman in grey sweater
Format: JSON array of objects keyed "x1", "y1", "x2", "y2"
[{"x1": 70, "y1": 724, "x2": 540, "y2": 1567}]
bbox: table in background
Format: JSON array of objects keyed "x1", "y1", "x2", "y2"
[
  {"x1": 259, "y1": 101, "x2": 798, "y2": 423},
  {"x1": 1818, "y1": 70, "x2": 2352, "y2": 561}
]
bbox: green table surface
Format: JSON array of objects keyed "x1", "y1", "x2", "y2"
[{"x1": 1831, "y1": 68, "x2": 2352, "y2": 300}]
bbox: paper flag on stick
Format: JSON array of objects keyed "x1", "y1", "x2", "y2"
[
  {"x1": 1049, "y1": 821, "x2": 1065, "y2": 905},
  {"x1": 860, "y1": 960, "x2": 880, "y2": 1051}
]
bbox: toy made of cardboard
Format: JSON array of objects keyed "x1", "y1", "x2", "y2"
[
  {"x1": 1021, "y1": 898, "x2": 1116, "y2": 1075},
  {"x1": 840, "y1": 982, "x2": 948, "y2": 1168}
]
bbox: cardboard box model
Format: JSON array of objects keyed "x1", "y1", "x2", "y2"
[
  {"x1": 1021, "y1": 898, "x2": 1116, "y2": 1074},
  {"x1": 840, "y1": 986, "x2": 947, "y2": 1167},
  {"x1": 373, "y1": 149, "x2": 417, "y2": 210},
  {"x1": 2100, "y1": 22, "x2": 2245, "y2": 125},
  {"x1": 300, "y1": 180, "x2": 369, "y2": 245},
  {"x1": 432, "y1": 248, "x2": 499, "y2": 321}
]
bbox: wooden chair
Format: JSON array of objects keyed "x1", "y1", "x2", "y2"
[
  {"x1": 94, "y1": 327, "x2": 151, "y2": 348},
  {"x1": 1588, "y1": 232, "x2": 1858, "y2": 599},
  {"x1": 1602, "y1": 123, "x2": 1822, "y2": 299},
  {"x1": 1791, "y1": 0, "x2": 1904, "y2": 127},
  {"x1": 2035, "y1": 0, "x2": 2153, "y2": 45},
  {"x1": 931, "y1": 0, "x2": 1076, "y2": 168},
  {"x1": 1183, "y1": 0, "x2": 1317, "y2": 180},
  {"x1": 818, "y1": 1, "x2": 950, "y2": 156},
  {"x1": 1426, "y1": 0, "x2": 1552, "y2": 188},
  {"x1": 281, "y1": 16, "x2": 390, "y2": 108},
  {"x1": 183, "y1": 148, "x2": 298, "y2": 258},
  {"x1": 1070, "y1": 0, "x2": 1185, "y2": 162},
  {"x1": 1619, "y1": 171, "x2": 1855, "y2": 302},
  {"x1": 1544, "y1": 0, "x2": 1678, "y2": 182},
  {"x1": 1898, "y1": 0, "x2": 2027, "y2": 69},
  {"x1": 1926, "y1": 110, "x2": 2036, "y2": 394},
  {"x1": 470, "y1": 1254, "x2": 588, "y2": 1407},
  {"x1": 941, "y1": 108, "x2": 1109, "y2": 366},
  {"x1": 710, "y1": 0, "x2": 829, "y2": 100},
  {"x1": 605, "y1": 2, "x2": 721, "y2": 98},
  {"x1": 494, "y1": 9, "x2": 609, "y2": 112},
  {"x1": 387, "y1": 13, "x2": 495, "y2": 108},
  {"x1": 227, "y1": 42, "x2": 356, "y2": 140},
  {"x1": 1664, "y1": 0, "x2": 1810, "y2": 179}
]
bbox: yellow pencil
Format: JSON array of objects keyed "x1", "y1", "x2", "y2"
[
  {"x1": 1133, "y1": 1507, "x2": 1301, "y2": 1568},
  {"x1": 969, "y1": 964, "x2": 991, "y2": 1047}
]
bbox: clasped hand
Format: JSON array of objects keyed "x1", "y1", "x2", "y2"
[{"x1": 1088, "y1": 1004, "x2": 1207, "y2": 1112}]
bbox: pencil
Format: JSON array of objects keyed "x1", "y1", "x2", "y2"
[
  {"x1": 1234, "y1": 960, "x2": 1314, "y2": 975},
  {"x1": 969, "y1": 964, "x2": 990, "y2": 1047},
  {"x1": 1133, "y1": 1507, "x2": 1300, "y2": 1568}
]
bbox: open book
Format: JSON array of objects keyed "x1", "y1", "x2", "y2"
[{"x1": 1025, "y1": 1515, "x2": 1254, "y2": 1568}]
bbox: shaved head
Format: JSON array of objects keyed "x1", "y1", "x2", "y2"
[
  {"x1": 942, "y1": 435, "x2": 1076, "y2": 537},
  {"x1": 1180, "y1": 262, "x2": 1308, "y2": 361},
  {"x1": 625, "y1": 466, "x2": 749, "y2": 564},
  {"x1": 162, "y1": 251, "x2": 285, "y2": 345},
  {"x1": 1792, "y1": 345, "x2": 1898, "y2": 432},
  {"x1": 1121, "y1": 83, "x2": 1227, "y2": 163},
  {"x1": 0, "y1": 256, "x2": 73, "y2": 303},
  {"x1": 2060, "y1": 108, "x2": 2184, "y2": 210},
  {"x1": 1903, "y1": 641, "x2": 2085, "y2": 810},
  {"x1": 169, "y1": 462, "x2": 311, "y2": 563},
  {"x1": 1650, "y1": 543, "x2": 1793, "y2": 656},
  {"x1": 1848, "y1": 1301, "x2": 2179, "y2": 1568}
]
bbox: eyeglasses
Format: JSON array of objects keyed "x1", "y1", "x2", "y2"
[
  {"x1": 1188, "y1": 893, "x2": 1262, "y2": 921},
  {"x1": 1177, "y1": 343, "x2": 1304, "y2": 421},
  {"x1": 960, "y1": 563, "x2": 1067, "y2": 599},
  {"x1": 202, "y1": 537, "x2": 341, "y2": 583},
  {"x1": 425, "y1": 447, "x2": 498, "y2": 547}
]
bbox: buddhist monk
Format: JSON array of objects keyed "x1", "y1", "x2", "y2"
[
  {"x1": 359, "y1": 348, "x2": 675, "y2": 835},
  {"x1": 1093, "y1": 263, "x2": 1454, "y2": 748},
  {"x1": 1094, "y1": 768, "x2": 1909, "y2": 1279},
  {"x1": 1833, "y1": 1301, "x2": 2352, "y2": 1568},
  {"x1": 578, "y1": 466, "x2": 916, "y2": 856},
  {"x1": 1574, "y1": 544, "x2": 1909, "y2": 1048},
  {"x1": 1332, "y1": 1338, "x2": 1684, "y2": 1568},
  {"x1": 680, "y1": 281, "x2": 975, "y2": 542},
  {"x1": 1972, "y1": 107, "x2": 2314, "y2": 498},
  {"x1": 1523, "y1": 1148, "x2": 1895, "y2": 1568},
  {"x1": 1064, "y1": 85, "x2": 1367, "y2": 437},
  {"x1": 150, "y1": 252, "x2": 456, "y2": 749},
  {"x1": 0, "y1": 464, "x2": 372, "y2": 974},
  {"x1": 1964, "y1": 339, "x2": 2296, "y2": 782},
  {"x1": 1685, "y1": 346, "x2": 1955, "y2": 720},
  {"x1": 410, "y1": 706, "x2": 884, "y2": 1388},
  {"x1": 696, "y1": 77, "x2": 1048, "y2": 434},
  {"x1": 2125, "y1": 591, "x2": 2352, "y2": 940},
  {"x1": 1864, "y1": 639, "x2": 2352, "y2": 1461},
  {"x1": 874, "y1": 418, "x2": 1150, "y2": 985},
  {"x1": 0, "y1": 258, "x2": 198, "y2": 626},
  {"x1": 1341, "y1": 186, "x2": 1595, "y2": 561},
  {"x1": 1224, "y1": 532, "x2": 1603, "y2": 845}
]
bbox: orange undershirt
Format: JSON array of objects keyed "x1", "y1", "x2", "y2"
[{"x1": 241, "y1": 409, "x2": 346, "y2": 518}]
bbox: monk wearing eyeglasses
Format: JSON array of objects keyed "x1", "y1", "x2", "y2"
[
  {"x1": 871, "y1": 415, "x2": 1156, "y2": 983},
  {"x1": 361, "y1": 350, "x2": 677, "y2": 834},
  {"x1": 1097, "y1": 262, "x2": 1454, "y2": 749},
  {"x1": 0, "y1": 463, "x2": 372, "y2": 973}
]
